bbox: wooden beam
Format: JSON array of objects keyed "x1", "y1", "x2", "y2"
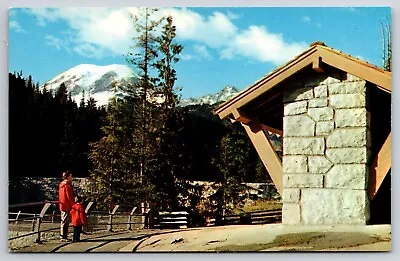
[
  {"x1": 319, "y1": 48, "x2": 391, "y2": 93},
  {"x1": 312, "y1": 56, "x2": 324, "y2": 73},
  {"x1": 215, "y1": 48, "x2": 319, "y2": 119},
  {"x1": 368, "y1": 132, "x2": 391, "y2": 200},
  {"x1": 232, "y1": 108, "x2": 252, "y2": 124},
  {"x1": 261, "y1": 124, "x2": 283, "y2": 136},
  {"x1": 215, "y1": 45, "x2": 391, "y2": 120},
  {"x1": 253, "y1": 91, "x2": 282, "y2": 111},
  {"x1": 241, "y1": 122, "x2": 282, "y2": 195}
]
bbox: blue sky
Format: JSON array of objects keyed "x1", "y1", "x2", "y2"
[{"x1": 9, "y1": 7, "x2": 391, "y2": 98}]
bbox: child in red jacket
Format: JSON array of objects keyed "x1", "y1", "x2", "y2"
[{"x1": 70, "y1": 196, "x2": 87, "y2": 242}]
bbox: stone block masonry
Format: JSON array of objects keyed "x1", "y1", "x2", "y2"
[{"x1": 282, "y1": 73, "x2": 370, "y2": 225}]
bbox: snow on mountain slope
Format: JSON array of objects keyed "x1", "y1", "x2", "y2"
[
  {"x1": 41, "y1": 64, "x2": 138, "y2": 106},
  {"x1": 41, "y1": 64, "x2": 241, "y2": 107},
  {"x1": 179, "y1": 86, "x2": 240, "y2": 107}
]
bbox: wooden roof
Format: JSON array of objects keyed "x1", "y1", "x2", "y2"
[{"x1": 214, "y1": 42, "x2": 391, "y2": 121}]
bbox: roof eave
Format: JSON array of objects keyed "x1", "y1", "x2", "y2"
[{"x1": 214, "y1": 43, "x2": 392, "y2": 120}]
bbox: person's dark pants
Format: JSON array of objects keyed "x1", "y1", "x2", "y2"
[{"x1": 73, "y1": 226, "x2": 82, "y2": 242}]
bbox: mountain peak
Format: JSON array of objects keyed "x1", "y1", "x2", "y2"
[
  {"x1": 179, "y1": 85, "x2": 241, "y2": 107},
  {"x1": 221, "y1": 85, "x2": 240, "y2": 92},
  {"x1": 41, "y1": 63, "x2": 137, "y2": 106},
  {"x1": 41, "y1": 64, "x2": 240, "y2": 107}
]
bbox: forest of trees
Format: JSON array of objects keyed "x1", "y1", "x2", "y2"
[
  {"x1": 8, "y1": 9, "x2": 272, "y2": 214},
  {"x1": 8, "y1": 71, "x2": 269, "y2": 207}
]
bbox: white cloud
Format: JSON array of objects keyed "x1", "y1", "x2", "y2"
[
  {"x1": 226, "y1": 10, "x2": 240, "y2": 20},
  {"x1": 301, "y1": 16, "x2": 322, "y2": 29},
  {"x1": 74, "y1": 43, "x2": 104, "y2": 59},
  {"x1": 9, "y1": 20, "x2": 26, "y2": 33},
  {"x1": 9, "y1": 9, "x2": 16, "y2": 17},
  {"x1": 45, "y1": 34, "x2": 72, "y2": 53},
  {"x1": 27, "y1": 7, "x2": 307, "y2": 65},
  {"x1": 28, "y1": 8, "x2": 136, "y2": 58},
  {"x1": 346, "y1": 7, "x2": 360, "y2": 14},
  {"x1": 221, "y1": 25, "x2": 307, "y2": 65},
  {"x1": 180, "y1": 54, "x2": 196, "y2": 61},
  {"x1": 180, "y1": 44, "x2": 212, "y2": 61},
  {"x1": 301, "y1": 16, "x2": 311, "y2": 24},
  {"x1": 45, "y1": 35, "x2": 63, "y2": 50},
  {"x1": 161, "y1": 8, "x2": 237, "y2": 48},
  {"x1": 193, "y1": 44, "x2": 212, "y2": 60}
]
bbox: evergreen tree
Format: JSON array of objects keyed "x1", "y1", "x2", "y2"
[
  {"x1": 9, "y1": 73, "x2": 105, "y2": 180},
  {"x1": 380, "y1": 19, "x2": 392, "y2": 72},
  {"x1": 87, "y1": 95, "x2": 145, "y2": 209},
  {"x1": 87, "y1": 10, "x2": 186, "y2": 210},
  {"x1": 151, "y1": 15, "x2": 184, "y2": 208},
  {"x1": 126, "y1": 7, "x2": 162, "y2": 190},
  {"x1": 211, "y1": 122, "x2": 260, "y2": 214}
]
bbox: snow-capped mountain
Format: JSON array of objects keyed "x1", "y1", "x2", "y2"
[
  {"x1": 41, "y1": 64, "x2": 138, "y2": 106},
  {"x1": 179, "y1": 86, "x2": 241, "y2": 107},
  {"x1": 41, "y1": 64, "x2": 241, "y2": 107}
]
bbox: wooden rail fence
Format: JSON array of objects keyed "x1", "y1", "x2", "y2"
[
  {"x1": 8, "y1": 201, "x2": 150, "y2": 244},
  {"x1": 152, "y1": 211, "x2": 189, "y2": 229},
  {"x1": 9, "y1": 200, "x2": 282, "y2": 245},
  {"x1": 207, "y1": 209, "x2": 282, "y2": 226}
]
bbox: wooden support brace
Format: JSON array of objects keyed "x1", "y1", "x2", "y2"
[
  {"x1": 241, "y1": 122, "x2": 282, "y2": 194},
  {"x1": 261, "y1": 124, "x2": 283, "y2": 136},
  {"x1": 368, "y1": 132, "x2": 391, "y2": 200},
  {"x1": 312, "y1": 56, "x2": 324, "y2": 72},
  {"x1": 232, "y1": 108, "x2": 253, "y2": 124}
]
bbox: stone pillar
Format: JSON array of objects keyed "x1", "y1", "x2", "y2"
[{"x1": 282, "y1": 73, "x2": 370, "y2": 225}]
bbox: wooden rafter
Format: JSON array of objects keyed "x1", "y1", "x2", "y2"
[
  {"x1": 232, "y1": 108, "x2": 252, "y2": 124},
  {"x1": 368, "y1": 132, "x2": 391, "y2": 200},
  {"x1": 261, "y1": 124, "x2": 283, "y2": 136},
  {"x1": 215, "y1": 49, "x2": 318, "y2": 119},
  {"x1": 241, "y1": 122, "x2": 282, "y2": 195},
  {"x1": 319, "y1": 47, "x2": 391, "y2": 93},
  {"x1": 252, "y1": 92, "x2": 282, "y2": 111}
]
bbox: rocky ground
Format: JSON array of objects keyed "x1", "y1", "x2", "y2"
[
  {"x1": 134, "y1": 224, "x2": 391, "y2": 252},
  {"x1": 9, "y1": 223, "x2": 391, "y2": 252}
]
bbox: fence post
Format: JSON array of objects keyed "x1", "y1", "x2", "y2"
[
  {"x1": 127, "y1": 207, "x2": 137, "y2": 230},
  {"x1": 51, "y1": 204, "x2": 56, "y2": 223},
  {"x1": 83, "y1": 201, "x2": 94, "y2": 233},
  {"x1": 31, "y1": 215, "x2": 36, "y2": 232},
  {"x1": 107, "y1": 205, "x2": 119, "y2": 232},
  {"x1": 141, "y1": 203, "x2": 145, "y2": 229},
  {"x1": 15, "y1": 211, "x2": 21, "y2": 224},
  {"x1": 34, "y1": 203, "x2": 51, "y2": 243},
  {"x1": 85, "y1": 201, "x2": 94, "y2": 214}
]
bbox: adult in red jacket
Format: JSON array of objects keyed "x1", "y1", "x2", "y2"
[
  {"x1": 70, "y1": 196, "x2": 87, "y2": 242},
  {"x1": 59, "y1": 171, "x2": 75, "y2": 240}
]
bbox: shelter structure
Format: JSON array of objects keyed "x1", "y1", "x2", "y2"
[{"x1": 214, "y1": 42, "x2": 391, "y2": 225}]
